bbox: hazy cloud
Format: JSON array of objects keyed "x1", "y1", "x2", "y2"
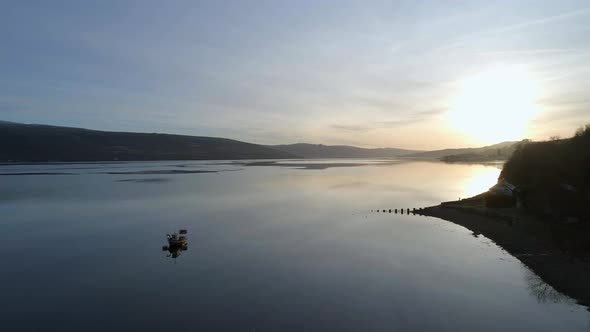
[
  {"x1": 331, "y1": 108, "x2": 447, "y2": 134},
  {"x1": 330, "y1": 124, "x2": 372, "y2": 132}
]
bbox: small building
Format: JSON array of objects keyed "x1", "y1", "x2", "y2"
[{"x1": 486, "y1": 179, "x2": 517, "y2": 208}]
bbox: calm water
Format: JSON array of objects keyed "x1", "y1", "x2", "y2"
[{"x1": 0, "y1": 160, "x2": 588, "y2": 331}]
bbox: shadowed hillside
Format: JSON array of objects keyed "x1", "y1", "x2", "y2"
[
  {"x1": 500, "y1": 125, "x2": 590, "y2": 222},
  {"x1": 0, "y1": 122, "x2": 297, "y2": 162}
]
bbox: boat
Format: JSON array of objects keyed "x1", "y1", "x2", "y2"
[
  {"x1": 162, "y1": 229, "x2": 188, "y2": 259},
  {"x1": 167, "y1": 229, "x2": 188, "y2": 246}
]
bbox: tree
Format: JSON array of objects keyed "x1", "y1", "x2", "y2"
[{"x1": 574, "y1": 124, "x2": 590, "y2": 138}]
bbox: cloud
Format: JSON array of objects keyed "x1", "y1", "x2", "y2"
[
  {"x1": 330, "y1": 124, "x2": 371, "y2": 132},
  {"x1": 330, "y1": 108, "x2": 447, "y2": 133},
  {"x1": 435, "y1": 7, "x2": 590, "y2": 53},
  {"x1": 477, "y1": 48, "x2": 583, "y2": 56},
  {"x1": 495, "y1": 7, "x2": 590, "y2": 33}
]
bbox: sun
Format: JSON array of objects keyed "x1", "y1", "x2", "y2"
[{"x1": 447, "y1": 65, "x2": 540, "y2": 143}]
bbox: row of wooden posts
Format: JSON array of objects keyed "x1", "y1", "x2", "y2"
[{"x1": 371, "y1": 208, "x2": 425, "y2": 215}]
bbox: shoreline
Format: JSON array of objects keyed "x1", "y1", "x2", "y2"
[{"x1": 421, "y1": 199, "x2": 590, "y2": 309}]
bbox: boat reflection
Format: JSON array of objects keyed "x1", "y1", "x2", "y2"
[{"x1": 162, "y1": 229, "x2": 188, "y2": 259}]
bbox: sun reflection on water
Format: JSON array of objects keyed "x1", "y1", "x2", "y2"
[{"x1": 461, "y1": 166, "x2": 501, "y2": 198}]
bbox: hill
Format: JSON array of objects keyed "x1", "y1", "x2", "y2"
[
  {"x1": 270, "y1": 143, "x2": 420, "y2": 158},
  {"x1": 0, "y1": 122, "x2": 297, "y2": 162},
  {"x1": 500, "y1": 125, "x2": 590, "y2": 223},
  {"x1": 404, "y1": 141, "x2": 520, "y2": 161}
]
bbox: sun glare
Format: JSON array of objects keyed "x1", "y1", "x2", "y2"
[
  {"x1": 462, "y1": 166, "x2": 502, "y2": 198},
  {"x1": 448, "y1": 65, "x2": 540, "y2": 143}
]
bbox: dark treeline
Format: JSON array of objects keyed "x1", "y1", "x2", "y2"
[{"x1": 501, "y1": 125, "x2": 590, "y2": 223}]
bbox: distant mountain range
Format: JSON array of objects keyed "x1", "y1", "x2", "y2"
[
  {"x1": 0, "y1": 122, "x2": 295, "y2": 162},
  {"x1": 0, "y1": 121, "x2": 522, "y2": 162},
  {"x1": 269, "y1": 143, "x2": 420, "y2": 158},
  {"x1": 404, "y1": 141, "x2": 520, "y2": 162}
]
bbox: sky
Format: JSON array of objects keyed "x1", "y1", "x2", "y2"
[{"x1": 2, "y1": 0, "x2": 590, "y2": 149}]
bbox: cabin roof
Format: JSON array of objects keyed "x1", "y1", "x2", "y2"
[{"x1": 489, "y1": 179, "x2": 516, "y2": 196}]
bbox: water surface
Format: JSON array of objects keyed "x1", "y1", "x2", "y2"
[{"x1": 1, "y1": 160, "x2": 588, "y2": 331}]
